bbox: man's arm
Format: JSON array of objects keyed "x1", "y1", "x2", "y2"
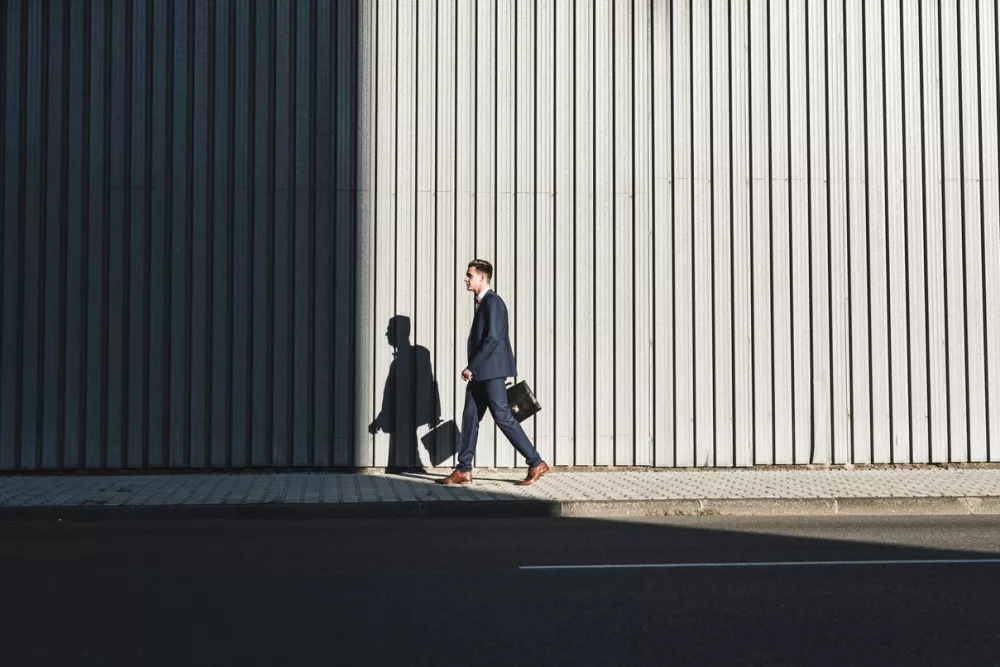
[{"x1": 467, "y1": 301, "x2": 506, "y2": 377}]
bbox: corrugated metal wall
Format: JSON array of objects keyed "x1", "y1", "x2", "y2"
[
  {"x1": 3, "y1": 0, "x2": 999, "y2": 471},
  {"x1": 1, "y1": 0, "x2": 361, "y2": 470},
  {"x1": 355, "y1": 0, "x2": 1000, "y2": 469}
]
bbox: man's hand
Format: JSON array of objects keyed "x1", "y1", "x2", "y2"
[{"x1": 462, "y1": 368, "x2": 473, "y2": 382}]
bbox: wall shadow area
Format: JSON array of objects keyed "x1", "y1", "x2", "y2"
[{"x1": 0, "y1": 0, "x2": 363, "y2": 470}]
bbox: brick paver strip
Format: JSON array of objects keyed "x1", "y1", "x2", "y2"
[{"x1": 0, "y1": 468, "x2": 998, "y2": 510}]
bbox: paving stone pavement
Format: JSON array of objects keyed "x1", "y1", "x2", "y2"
[{"x1": 2, "y1": 468, "x2": 1000, "y2": 511}]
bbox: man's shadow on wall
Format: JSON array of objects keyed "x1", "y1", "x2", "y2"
[{"x1": 368, "y1": 316, "x2": 459, "y2": 472}]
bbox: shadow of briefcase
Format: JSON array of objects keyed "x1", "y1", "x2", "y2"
[
  {"x1": 506, "y1": 380, "x2": 541, "y2": 423},
  {"x1": 420, "y1": 419, "x2": 461, "y2": 466}
]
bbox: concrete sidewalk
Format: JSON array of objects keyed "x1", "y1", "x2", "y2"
[{"x1": 4, "y1": 466, "x2": 1000, "y2": 519}]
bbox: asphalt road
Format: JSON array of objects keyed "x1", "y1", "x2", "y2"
[{"x1": 2, "y1": 515, "x2": 1000, "y2": 667}]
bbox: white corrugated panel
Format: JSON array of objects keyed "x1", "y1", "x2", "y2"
[
  {"x1": 845, "y1": 0, "x2": 871, "y2": 464},
  {"x1": 865, "y1": 0, "x2": 891, "y2": 464},
  {"x1": 435, "y1": 0, "x2": 458, "y2": 469},
  {"x1": 942, "y1": 0, "x2": 968, "y2": 461},
  {"x1": 593, "y1": 0, "x2": 614, "y2": 465},
  {"x1": 960, "y1": 0, "x2": 989, "y2": 463},
  {"x1": 613, "y1": 0, "x2": 635, "y2": 465},
  {"x1": 922, "y1": 0, "x2": 949, "y2": 464},
  {"x1": 495, "y1": 0, "x2": 516, "y2": 468},
  {"x1": 396, "y1": 0, "x2": 416, "y2": 467},
  {"x1": 514, "y1": 0, "x2": 537, "y2": 469},
  {"x1": 750, "y1": 0, "x2": 773, "y2": 466},
  {"x1": 808, "y1": 0, "x2": 832, "y2": 465},
  {"x1": 732, "y1": 0, "x2": 753, "y2": 468},
  {"x1": 981, "y1": 0, "x2": 1000, "y2": 462},
  {"x1": 455, "y1": 0, "x2": 477, "y2": 466},
  {"x1": 372, "y1": 0, "x2": 397, "y2": 468},
  {"x1": 474, "y1": 0, "x2": 497, "y2": 466},
  {"x1": 348, "y1": 0, "x2": 1000, "y2": 470},
  {"x1": 554, "y1": 0, "x2": 575, "y2": 466},
  {"x1": 673, "y1": 0, "x2": 695, "y2": 467},
  {"x1": 634, "y1": 0, "x2": 655, "y2": 467},
  {"x1": 652, "y1": 0, "x2": 674, "y2": 468},
  {"x1": 770, "y1": 0, "x2": 794, "y2": 465},
  {"x1": 414, "y1": 0, "x2": 437, "y2": 469},
  {"x1": 711, "y1": 0, "x2": 734, "y2": 469},
  {"x1": 828, "y1": 0, "x2": 851, "y2": 464},
  {"x1": 692, "y1": 0, "x2": 713, "y2": 467},
  {"x1": 885, "y1": 0, "x2": 909, "y2": 465},
  {"x1": 902, "y1": 0, "x2": 929, "y2": 464},
  {"x1": 789, "y1": 0, "x2": 812, "y2": 464},
  {"x1": 536, "y1": 0, "x2": 557, "y2": 465},
  {"x1": 574, "y1": 0, "x2": 596, "y2": 466}
]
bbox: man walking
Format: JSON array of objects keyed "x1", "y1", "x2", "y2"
[{"x1": 436, "y1": 259, "x2": 550, "y2": 486}]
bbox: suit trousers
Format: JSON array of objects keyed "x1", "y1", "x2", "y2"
[{"x1": 456, "y1": 377, "x2": 542, "y2": 472}]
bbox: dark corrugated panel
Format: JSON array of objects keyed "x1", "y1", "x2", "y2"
[{"x1": 0, "y1": 0, "x2": 359, "y2": 470}]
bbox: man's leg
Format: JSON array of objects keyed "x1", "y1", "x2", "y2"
[
  {"x1": 482, "y1": 378, "x2": 543, "y2": 468},
  {"x1": 455, "y1": 381, "x2": 488, "y2": 472}
]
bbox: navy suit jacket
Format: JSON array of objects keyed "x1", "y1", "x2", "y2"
[{"x1": 467, "y1": 290, "x2": 517, "y2": 380}]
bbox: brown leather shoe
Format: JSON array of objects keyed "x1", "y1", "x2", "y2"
[
  {"x1": 515, "y1": 461, "x2": 550, "y2": 486},
  {"x1": 435, "y1": 470, "x2": 473, "y2": 485}
]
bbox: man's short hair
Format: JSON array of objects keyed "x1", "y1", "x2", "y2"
[{"x1": 468, "y1": 259, "x2": 493, "y2": 282}]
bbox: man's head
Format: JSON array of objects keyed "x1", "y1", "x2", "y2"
[{"x1": 464, "y1": 259, "x2": 493, "y2": 294}]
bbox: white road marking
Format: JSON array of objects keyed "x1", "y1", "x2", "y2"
[{"x1": 519, "y1": 558, "x2": 1000, "y2": 571}]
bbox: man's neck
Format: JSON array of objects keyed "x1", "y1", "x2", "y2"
[{"x1": 477, "y1": 285, "x2": 492, "y2": 300}]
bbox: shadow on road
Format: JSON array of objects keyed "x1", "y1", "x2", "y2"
[{"x1": 1, "y1": 512, "x2": 999, "y2": 666}]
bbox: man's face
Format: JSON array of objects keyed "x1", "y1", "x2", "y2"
[{"x1": 464, "y1": 267, "x2": 488, "y2": 293}]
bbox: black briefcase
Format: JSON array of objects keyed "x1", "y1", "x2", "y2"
[{"x1": 506, "y1": 380, "x2": 541, "y2": 423}]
